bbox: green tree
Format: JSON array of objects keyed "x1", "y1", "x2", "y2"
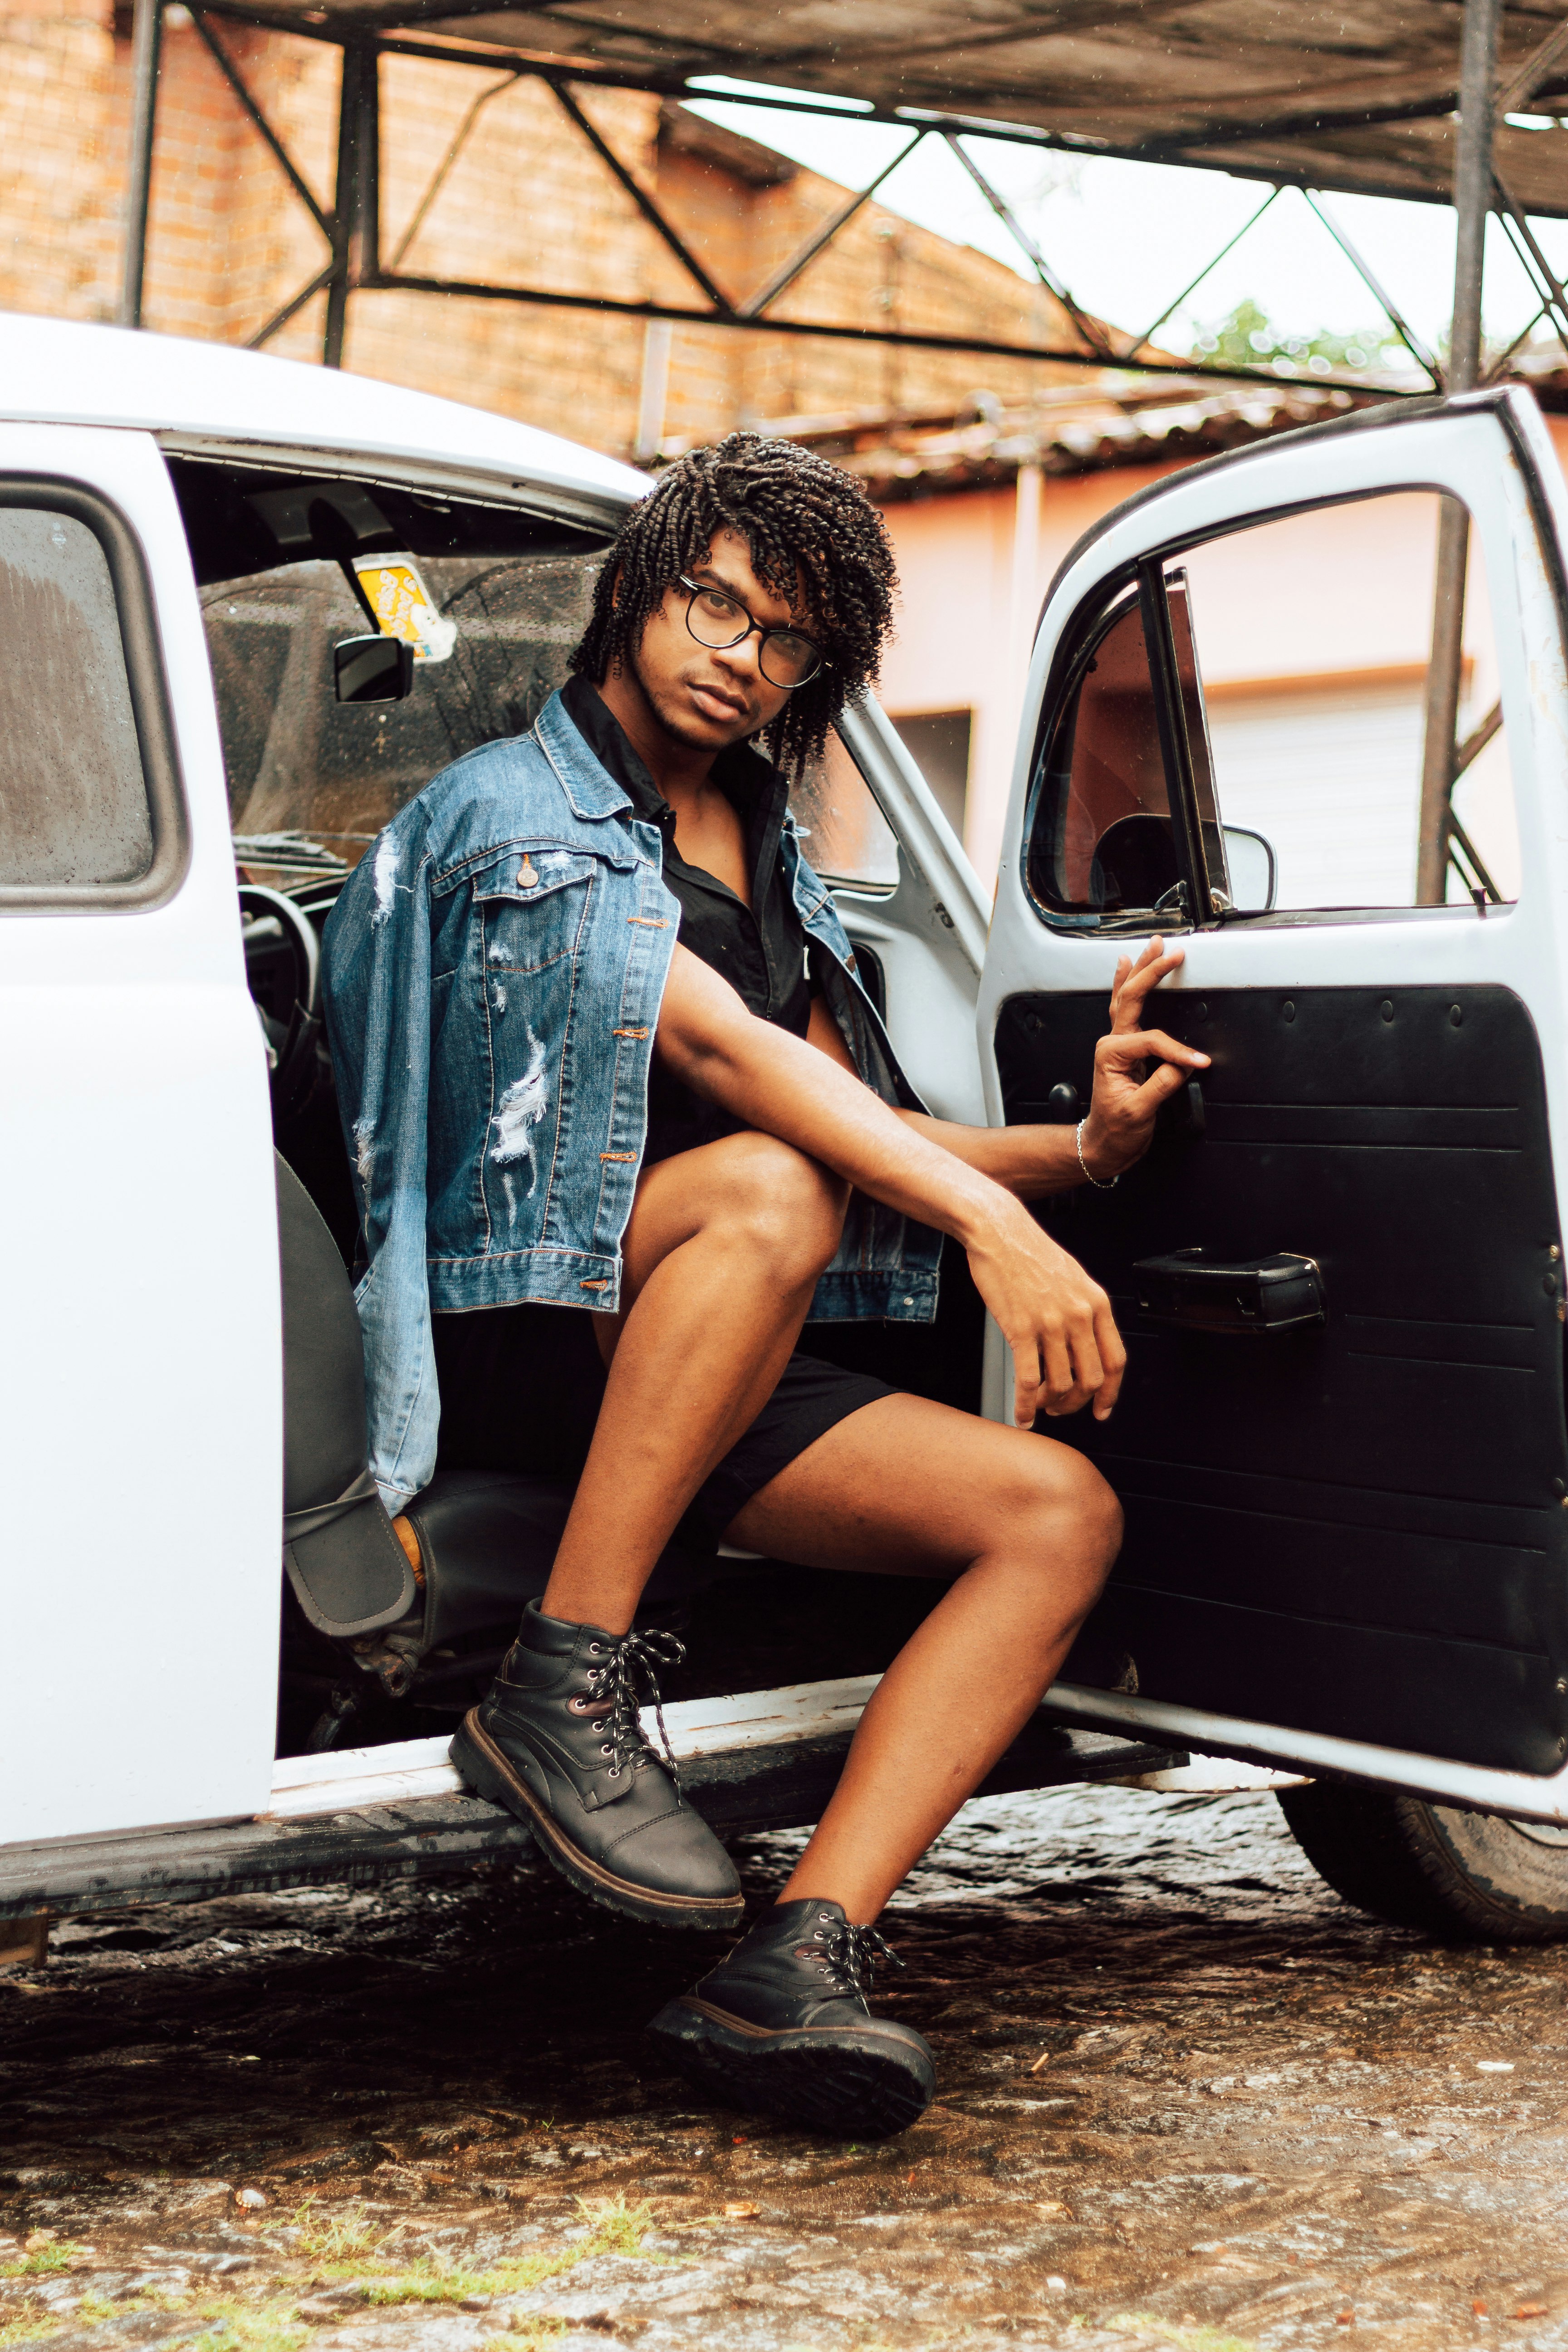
[{"x1": 1187, "y1": 297, "x2": 1410, "y2": 378}]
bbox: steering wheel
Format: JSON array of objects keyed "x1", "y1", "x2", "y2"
[{"x1": 239, "y1": 882, "x2": 322, "y2": 1120}]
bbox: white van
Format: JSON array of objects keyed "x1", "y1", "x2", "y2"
[{"x1": 4, "y1": 316, "x2": 1568, "y2": 1962}]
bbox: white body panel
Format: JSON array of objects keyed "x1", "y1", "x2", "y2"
[
  {"x1": 0, "y1": 314, "x2": 647, "y2": 508},
  {"x1": 0, "y1": 424, "x2": 281, "y2": 1848},
  {"x1": 980, "y1": 390, "x2": 1568, "y2": 1817},
  {"x1": 0, "y1": 325, "x2": 990, "y2": 1858},
  {"x1": 265, "y1": 1678, "x2": 883, "y2": 1822}
]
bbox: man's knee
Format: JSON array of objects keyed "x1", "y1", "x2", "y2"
[
  {"x1": 715, "y1": 1133, "x2": 848, "y2": 1279},
  {"x1": 1003, "y1": 1439, "x2": 1122, "y2": 1606}
]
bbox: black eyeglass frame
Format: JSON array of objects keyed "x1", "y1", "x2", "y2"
[{"x1": 675, "y1": 573, "x2": 824, "y2": 690}]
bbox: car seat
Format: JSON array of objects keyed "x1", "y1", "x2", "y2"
[{"x1": 275, "y1": 1152, "x2": 707, "y2": 1723}]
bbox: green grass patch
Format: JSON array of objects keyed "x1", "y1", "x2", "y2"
[
  {"x1": 1104, "y1": 2316, "x2": 1259, "y2": 2352},
  {"x1": 0, "y1": 2244, "x2": 90, "y2": 2282},
  {"x1": 0, "y1": 2318, "x2": 69, "y2": 2351},
  {"x1": 181, "y1": 2309, "x2": 310, "y2": 2352},
  {"x1": 361, "y1": 2197, "x2": 666, "y2": 2309},
  {"x1": 284, "y1": 2201, "x2": 386, "y2": 2264}
]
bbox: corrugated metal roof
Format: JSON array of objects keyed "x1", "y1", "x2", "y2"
[
  {"x1": 254, "y1": 1, "x2": 1568, "y2": 217},
  {"x1": 686, "y1": 380, "x2": 1380, "y2": 499}
]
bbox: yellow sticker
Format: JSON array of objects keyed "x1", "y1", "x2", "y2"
[{"x1": 352, "y1": 553, "x2": 456, "y2": 664}]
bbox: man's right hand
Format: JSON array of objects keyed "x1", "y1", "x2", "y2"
[{"x1": 962, "y1": 1190, "x2": 1126, "y2": 1426}]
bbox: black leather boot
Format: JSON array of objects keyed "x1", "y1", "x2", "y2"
[
  {"x1": 450, "y1": 1600, "x2": 742, "y2": 1931},
  {"x1": 647, "y1": 1897, "x2": 936, "y2": 2136}
]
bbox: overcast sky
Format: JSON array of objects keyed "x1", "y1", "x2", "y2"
[{"x1": 688, "y1": 78, "x2": 1568, "y2": 369}]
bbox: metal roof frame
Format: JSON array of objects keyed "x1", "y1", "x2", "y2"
[{"x1": 113, "y1": 0, "x2": 1541, "y2": 900}]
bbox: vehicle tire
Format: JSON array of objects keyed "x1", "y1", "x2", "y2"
[{"x1": 1277, "y1": 1782, "x2": 1568, "y2": 1941}]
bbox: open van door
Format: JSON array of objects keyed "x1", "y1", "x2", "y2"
[
  {"x1": 0, "y1": 427, "x2": 280, "y2": 1849},
  {"x1": 980, "y1": 388, "x2": 1568, "y2": 1827}
]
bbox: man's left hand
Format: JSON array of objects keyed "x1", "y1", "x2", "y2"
[{"x1": 1078, "y1": 938, "x2": 1210, "y2": 1182}]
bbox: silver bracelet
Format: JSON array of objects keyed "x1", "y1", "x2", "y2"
[{"x1": 1076, "y1": 1117, "x2": 1118, "y2": 1190}]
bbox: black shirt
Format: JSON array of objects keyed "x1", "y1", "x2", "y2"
[{"x1": 560, "y1": 673, "x2": 815, "y2": 1167}]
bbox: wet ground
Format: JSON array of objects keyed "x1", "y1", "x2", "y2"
[{"x1": 5, "y1": 1784, "x2": 1568, "y2": 2352}]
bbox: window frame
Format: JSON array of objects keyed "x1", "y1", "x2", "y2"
[
  {"x1": 0, "y1": 476, "x2": 189, "y2": 915},
  {"x1": 1021, "y1": 479, "x2": 1515, "y2": 941}
]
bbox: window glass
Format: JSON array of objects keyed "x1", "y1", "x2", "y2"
[
  {"x1": 1026, "y1": 489, "x2": 1516, "y2": 926},
  {"x1": 206, "y1": 550, "x2": 595, "y2": 887},
  {"x1": 194, "y1": 464, "x2": 898, "y2": 901},
  {"x1": 0, "y1": 508, "x2": 152, "y2": 888},
  {"x1": 1185, "y1": 490, "x2": 1514, "y2": 911},
  {"x1": 890, "y1": 708, "x2": 972, "y2": 841},
  {"x1": 1027, "y1": 588, "x2": 1179, "y2": 921},
  {"x1": 788, "y1": 727, "x2": 900, "y2": 888}
]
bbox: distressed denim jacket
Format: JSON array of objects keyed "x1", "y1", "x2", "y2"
[{"x1": 322, "y1": 688, "x2": 941, "y2": 1513}]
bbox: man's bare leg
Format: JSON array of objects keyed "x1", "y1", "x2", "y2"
[
  {"x1": 540, "y1": 1130, "x2": 848, "y2": 1632},
  {"x1": 645, "y1": 1399, "x2": 1118, "y2": 2128},
  {"x1": 450, "y1": 1129, "x2": 847, "y2": 1932},
  {"x1": 725, "y1": 1394, "x2": 1122, "y2": 1918}
]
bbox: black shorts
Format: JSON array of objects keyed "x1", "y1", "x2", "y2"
[{"x1": 431, "y1": 1302, "x2": 891, "y2": 1550}]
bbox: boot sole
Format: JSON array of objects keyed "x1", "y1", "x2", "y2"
[
  {"x1": 647, "y1": 1995, "x2": 936, "y2": 2139},
  {"x1": 450, "y1": 1710, "x2": 743, "y2": 1934}
]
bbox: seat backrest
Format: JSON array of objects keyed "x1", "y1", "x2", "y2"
[{"x1": 276, "y1": 1151, "x2": 416, "y2": 1636}]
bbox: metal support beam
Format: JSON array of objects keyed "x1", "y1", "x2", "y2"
[
  {"x1": 1492, "y1": 169, "x2": 1568, "y2": 353},
  {"x1": 1132, "y1": 186, "x2": 1279, "y2": 354},
  {"x1": 550, "y1": 79, "x2": 734, "y2": 314},
  {"x1": 189, "y1": 10, "x2": 333, "y2": 243},
  {"x1": 1301, "y1": 189, "x2": 1441, "y2": 383},
  {"x1": 247, "y1": 260, "x2": 337, "y2": 350},
  {"x1": 388, "y1": 68, "x2": 520, "y2": 270},
  {"x1": 1495, "y1": 15, "x2": 1568, "y2": 118},
  {"x1": 1416, "y1": 0, "x2": 1500, "y2": 908},
  {"x1": 941, "y1": 132, "x2": 1116, "y2": 359},
  {"x1": 323, "y1": 40, "x2": 378, "y2": 368},
  {"x1": 118, "y1": 0, "x2": 162, "y2": 328},
  {"x1": 738, "y1": 131, "x2": 923, "y2": 320},
  {"x1": 364, "y1": 268, "x2": 1399, "y2": 387}
]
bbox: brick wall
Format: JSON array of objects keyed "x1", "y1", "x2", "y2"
[{"x1": 3, "y1": 0, "x2": 1105, "y2": 462}]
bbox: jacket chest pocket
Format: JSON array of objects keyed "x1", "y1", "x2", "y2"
[{"x1": 475, "y1": 851, "x2": 599, "y2": 975}]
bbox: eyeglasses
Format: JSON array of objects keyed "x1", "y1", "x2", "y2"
[{"x1": 676, "y1": 574, "x2": 824, "y2": 690}]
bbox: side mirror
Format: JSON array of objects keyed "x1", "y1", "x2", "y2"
[
  {"x1": 334, "y1": 634, "x2": 414, "y2": 704},
  {"x1": 1221, "y1": 823, "x2": 1277, "y2": 912}
]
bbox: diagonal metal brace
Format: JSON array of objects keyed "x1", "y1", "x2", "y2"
[
  {"x1": 1301, "y1": 189, "x2": 1441, "y2": 384},
  {"x1": 246, "y1": 259, "x2": 336, "y2": 349},
  {"x1": 549, "y1": 78, "x2": 734, "y2": 315},
  {"x1": 1493, "y1": 168, "x2": 1568, "y2": 349},
  {"x1": 1132, "y1": 187, "x2": 1279, "y2": 354},
  {"x1": 942, "y1": 131, "x2": 1116, "y2": 359},
  {"x1": 738, "y1": 130, "x2": 924, "y2": 319},
  {"x1": 189, "y1": 9, "x2": 333, "y2": 243},
  {"x1": 388, "y1": 68, "x2": 520, "y2": 269},
  {"x1": 1496, "y1": 15, "x2": 1568, "y2": 118}
]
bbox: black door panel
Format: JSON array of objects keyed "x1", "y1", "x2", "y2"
[{"x1": 996, "y1": 983, "x2": 1568, "y2": 1773}]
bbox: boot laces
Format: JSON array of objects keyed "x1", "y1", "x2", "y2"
[
  {"x1": 583, "y1": 1627, "x2": 686, "y2": 1783},
  {"x1": 808, "y1": 1918, "x2": 904, "y2": 1999}
]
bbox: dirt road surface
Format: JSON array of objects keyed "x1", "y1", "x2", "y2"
[{"x1": 5, "y1": 1784, "x2": 1568, "y2": 2352}]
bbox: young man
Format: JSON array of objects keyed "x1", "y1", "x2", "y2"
[{"x1": 323, "y1": 433, "x2": 1206, "y2": 2138}]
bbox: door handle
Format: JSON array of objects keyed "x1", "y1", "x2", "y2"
[{"x1": 1132, "y1": 1249, "x2": 1325, "y2": 1334}]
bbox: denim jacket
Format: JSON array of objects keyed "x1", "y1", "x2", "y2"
[{"x1": 322, "y1": 688, "x2": 941, "y2": 1512}]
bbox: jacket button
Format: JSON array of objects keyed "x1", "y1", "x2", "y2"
[{"x1": 518, "y1": 858, "x2": 539, "y2": 889}]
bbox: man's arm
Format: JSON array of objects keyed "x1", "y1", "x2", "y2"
[
  {"x1": 808, "y1": 937, "x2": 1210, "y2": 1196},
  {"x1": 656, "y1": 944, "x2": 1126, "y2": 1428}
]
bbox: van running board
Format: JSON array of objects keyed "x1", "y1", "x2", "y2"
[{"x1": 0, "y1": 1678, "x2": 1181, "y2": 1921}]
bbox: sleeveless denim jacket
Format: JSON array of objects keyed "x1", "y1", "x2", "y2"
[{"x1": 322, "y1": 689, "x2": 942, "y2": 1512}]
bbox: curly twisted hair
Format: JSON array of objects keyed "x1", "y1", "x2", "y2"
[{"x1": 569, "y1": 431, "x2": 897, "y2": 777}]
